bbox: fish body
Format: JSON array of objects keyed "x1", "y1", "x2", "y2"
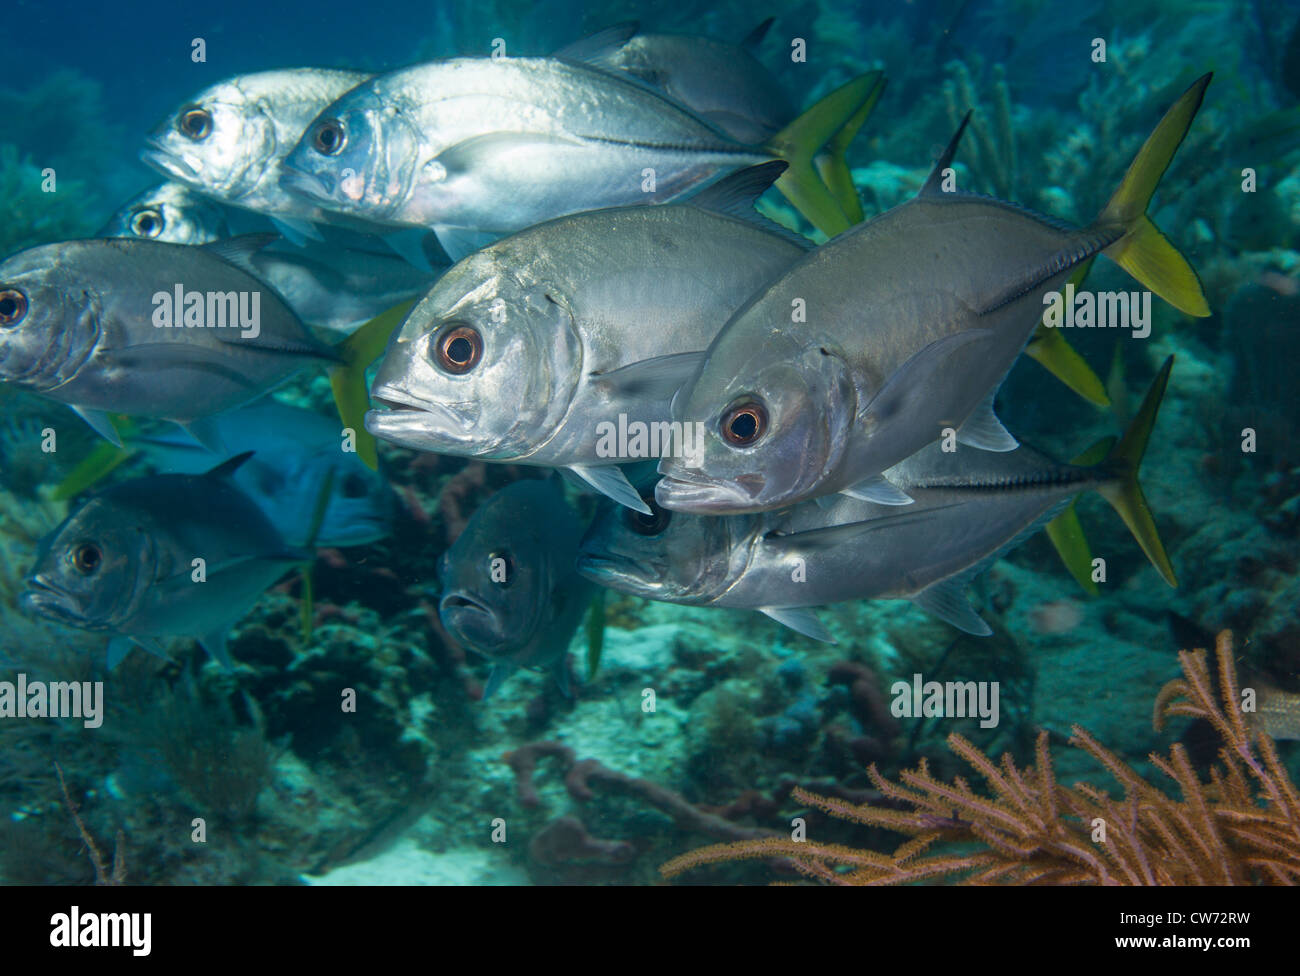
[
  {"x1": 582, "y1": 446, "x2": 1100, "y2": 638},
  {"x1": 437, "y1": 479, "x2": 591, "y2": 697},
  {"x1": 584, "y1": 359, "x2": 1177, "y2": 640},
  {"x1": 21, "y1": 455, "x2": 304, "y2": 667},
  {"x1": 0, "y1": 238, "x2": 337, "y2": 437},
  {"x1": 138, "y1": 399, "x2": 394, "y2": 548},
  {"x1": 143, "y1": 69, "x2": 372, "y2": 230},
  {"x1": 280, "y1": 56, "x2": 776, "y2": 241},
  {"x1": 101, "y1": 182, "x2": 444, "y2": 334},
  {"x1": 657, "y1": 76, "x2": 1213, "y2": 514},
  {"x1": 559, "y1": 24, "x2": 794, "y2": 144},
  {"x1": 366, "y1": 167, "x2": 805, "y2": 510}
]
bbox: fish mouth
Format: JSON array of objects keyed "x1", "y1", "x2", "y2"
[
  {"x1": 140, "y1": 141, "x2": 199, "y2": 181},
  {"x1": 575, "y1": 550, "x2": 662, "y2": 590},
  {"x1": 20, "y1": 576, "x2": 83, "y2": 627},
  {"x1": 438, "y1": 590, "x2": 506, "y2": 650},
  {"x1": 280, "y1": 163, "x2": 335, "y2": 202},
  {"x1": 365, "y1": 387, "x2": 480, "y2": 451},
  {"x1": 653, "y1": 465, "x2": 760, "y2": 514}
]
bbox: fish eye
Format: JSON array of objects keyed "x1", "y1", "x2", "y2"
[
  {"x1": 70, "y1": 542, "x2": 102, "y2": 575},
  {"x1": 432, "y1": 323, "x2": 483, "y2": 374},
  {"x1": 720, "y1": 399, "x2": 768, "y2": 447},
  {"x1": 0, "y1": 289, "x2": 27, "y2": 326},
  {"x1": 130, "y1": 208, "x2": 164, "y2": 238},
  {"x1": 312, "y1": 119, "x2": 347, "y2": 156},
  {"x1": 178, "y1": 106, "x2": 213, "y2": 141},
  {"x1": 625, "y1": 499, "x2": 671, "y2": 536},
  {"x1": 341, "y1": 473, "x2": 368, "y2": 498},
  {"x1": 488, "y1": 550, "x2": 514, "y2": 587}
]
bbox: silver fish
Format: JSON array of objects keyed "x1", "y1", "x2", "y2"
[
  {"x1": 438, "y1": 478, "x2": 592, "y2": 698},
  {"x1": 0, "y1": 236, "x2": 338, "y2": 446},
  {"x1": 585, "y1": 359, "x2": 1177, "y2": 641},
  {"x1": 365, "y1": 164, "x2": 805, "y2": 513},
  {"x1": 280, "y1": 56, "x2": 877, "y2": 251},
  {"x1": 142, "y1": 68, "x2": 372, "y2": 242},
  {"x1": 656, "y1": 75, "x2": 1212, "y2": 514},
  {"x1": 101, "y1": 183, "x2": 442, "y2": 334},
  {"x1": 98, "y1": 181, "x2": 231, "y2": 244},
  {"x1": 251, "y1": 239, "x2": 441, "y2": 335},
  {"x1": 556, "y1": 20, "x2": 795, "y2": 144},
  {"x1": 21, "y1": 454, "x2": 307, "y2": 668}
]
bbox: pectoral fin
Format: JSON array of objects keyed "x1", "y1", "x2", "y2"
[
  {"x1": 589, "y1": 352, "x2": 705, "y2": 402},
  {"x1": 859, "y1": 329, "x2": 994, "y2": 430}
]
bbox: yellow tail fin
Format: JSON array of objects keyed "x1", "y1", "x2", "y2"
[
  {"x1": 1097, "y1": 74, "x2": 1212, "y2": 317},
  {"x1": 1093, "y1": 355, "x2": 1178, "y2": 587},
  {"x1": 329, "y1": 300, "x2": 415, "y2": 471},
  {"x1": 766, "y1": 71, "x2": 882, "y2": 237},
  {"x1": 813, "y1": 74, "x2": 887, "y2": 225}
]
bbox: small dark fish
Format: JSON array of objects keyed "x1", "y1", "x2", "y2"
[
  {"x1": 438, "y1": 479, "x2": 591, "y2": 698},
  {"x1": 22, "y1": 454, "x2": 307, "y2": 668}
]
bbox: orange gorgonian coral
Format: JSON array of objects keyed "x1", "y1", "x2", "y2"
[{"x1": 661, "y1": 632, "x2": 1300, "y2": 885}]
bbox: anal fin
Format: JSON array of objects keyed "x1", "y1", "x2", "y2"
[
  {"x1": 758, "y1": 606, "x2": 836, "y2": 643},
  {"x1": 911, "y1": 580, "x2": 993, "y2": 636},
  {"x1": 840, "y1": 473, "x2": 914, "y2": 505},
  {"x1": 568, "y1": 464, "x2": 651, "y2": 514},
  {"x1": 72, "y1": 406, "x2": 123, "y2": 447},
  {"x1": 955, "y1": 391, "x2": 1018, "y2": 452}
]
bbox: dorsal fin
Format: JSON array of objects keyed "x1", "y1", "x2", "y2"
[
  {"x1": 919, "y1": 111, "x2": 972, "y2": 197},
  {"x1": 689, "y1": 162, "x2": 811, "y2": 248},
  {"x1": 741, "y1": 17, "x2": 775, "y2": 52},
  {"x1": 691, "y1": 161, "x2": 787, "y2": 217},
  {"x1": 204, "y1": 450, "x2": 256, "y2": 480},
  {"x1": 553, "y1": 22, "x2": 638, "y2": 64}
]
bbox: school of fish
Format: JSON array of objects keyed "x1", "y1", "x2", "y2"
[{"x1": 0, "y1": 20, "x2": 1215, "y2": 696}]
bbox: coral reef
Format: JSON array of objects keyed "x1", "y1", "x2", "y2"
[{"x1": 661, "y1": 633, "x2": 1300, "y2": 885}]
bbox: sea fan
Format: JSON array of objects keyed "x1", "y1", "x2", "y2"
[{"x1": 661, "y1": 632, "x2": 1300, "y2": 885}]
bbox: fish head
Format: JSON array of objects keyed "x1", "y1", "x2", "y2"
[
  {"x1": 281, "y1": 86, "x2": 422, "y2": 224},
  {"x1": 655, "y1": 331, "x2": 856, "y2": 512},
  {"x1": 436, "y1": 481, "x2": 569, "y2": 661},
  {"x1": 366, "y1": 254, "x2": 583, "y2": 459},
  {"x1": 21, "y1": 498, "x2": 154, "y2": 633},
  {"x1": 143, "y1": 79, "x2": 277, "y2": 200},
  {"x1": 0, "y1": 245, "x2": 99, "y2": 392},
  {"x1": 99, "y1": 182, "x2": 229, "y2": 245},
  {"x1": 577, "y1": 495, "x2": 741, "y2": 603}
]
